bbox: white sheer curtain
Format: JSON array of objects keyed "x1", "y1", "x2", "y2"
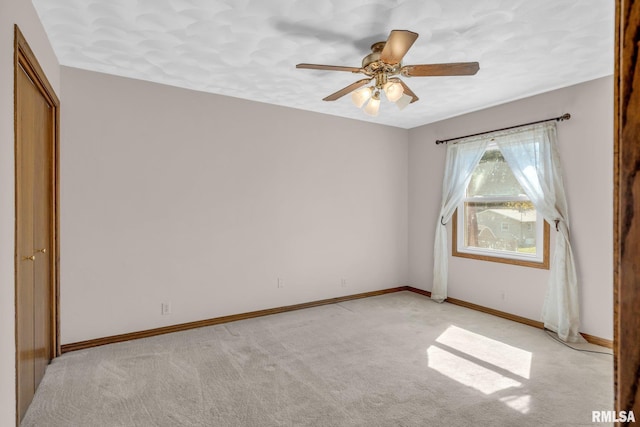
[
  {"x1": 432, "y1": 138, "x2": 488, "y2": 302},
  {"x1": 494, "y1": 122, "x2": 583, "y2": 342}
]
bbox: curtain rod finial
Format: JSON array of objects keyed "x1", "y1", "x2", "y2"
[{"x1": 559, "y1": 113, "x2": 571, "y2": 121}]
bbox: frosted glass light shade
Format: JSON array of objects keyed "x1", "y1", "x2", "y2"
[
  {"x1": 363, "y1": 96, "x2": 380, "y2": 116},
  {"x1": 383, "y1": 81, "x2": 404, "y2": 102},
  {"x1": 351, "y1": 86, "x2": 372, "y2": 108},
  {"x1": 395, "y1": 93, "x2": 412, "y2": 110}
]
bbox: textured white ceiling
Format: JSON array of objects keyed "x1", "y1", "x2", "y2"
[{"x1": 32, "y1": 0, "x2": 614, "y2": 129}]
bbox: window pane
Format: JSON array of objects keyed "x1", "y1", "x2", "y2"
[
  {"x1": 463, "y1": 201, "x2": 537, "y2": 255},
  {"x1": 467, "y1": 148, "x2": 526, "y2": 197}
]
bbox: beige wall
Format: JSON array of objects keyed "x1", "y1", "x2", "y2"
[
  {"x1": 0, "y1": 1, "x2": 60, "y2": 423},
  {"x1": 60, "y1": 67, "x2": 409, "y2": 344},
  {"x1": 408, "y1": 76, "x2": 614, "y2": 340},
  {"x1": 61, "y1": 69, "x2": 613, "y2": 345}
]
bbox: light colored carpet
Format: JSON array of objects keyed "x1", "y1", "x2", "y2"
[{"x1": 22, "y1": 292, "x2": 612, "y2": 426}]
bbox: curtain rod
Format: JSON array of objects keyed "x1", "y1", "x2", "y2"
[{"x1": 434, "y1": 113, "x2": 571, "y2": 145}]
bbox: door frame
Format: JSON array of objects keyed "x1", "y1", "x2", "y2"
[
  {"x1": 614, "y1": 1, "x2": 640, "y2": 421},
  {"x1": 13, "y1": 24, "x2": 60, "y2": 423}
]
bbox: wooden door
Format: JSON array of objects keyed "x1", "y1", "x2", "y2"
[
  {"x1": 14, "y1": 26, "x2": 59, "y2": 424},
  {"x1": 32, "y1": 73, "x2": 53, "y2": 390},
  {"x1": 16, "y1": 63, "x2": 37, "y2": 422}
]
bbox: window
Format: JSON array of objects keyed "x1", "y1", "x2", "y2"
[{"x1": 452, "y1": 145, "x2": 549, "y2": 269}]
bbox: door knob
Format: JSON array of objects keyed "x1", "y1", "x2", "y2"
[
  {"x1": 36, "y1": 248, "x2": 46, "y2": 253},
  {"x1": 23, "y1": 255, "x2": 35, "y2": 261}
]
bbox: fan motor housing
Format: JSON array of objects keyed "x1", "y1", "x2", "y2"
[{"x1": 362, "y1": 41, "x2": 402, "y2": 75}]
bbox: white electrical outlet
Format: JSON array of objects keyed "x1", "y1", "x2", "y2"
[
  {"x1": 277, "y1": 278, "x2": 284, "y2": 288},
  {"x1": 341, "y1": 278, "x2": 347, "y2": 288},
  {"x1": 161, "y1": 302, "x2": 172, "y2": 315},
  {"x1": 500, "y1": 291, "x2": 506, "y2": 301}
]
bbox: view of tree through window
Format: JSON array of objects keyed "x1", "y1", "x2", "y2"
[{"x1": 462, "y1": 147, "x2": 539, "y2": 257}]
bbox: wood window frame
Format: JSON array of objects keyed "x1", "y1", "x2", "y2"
[{"x1": 452, "y1": 209, "x2": 550, "y2": 269}]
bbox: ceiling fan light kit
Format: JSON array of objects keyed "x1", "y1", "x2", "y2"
[
  {"x1": 296, "y1": 30, "x2": 479, "y2": 116},
  {"x1": 363, "y1": 91, "x2": 381, "y2": 116},
  {"x1": 351, "y1": 86, "x2": 373, "y2": 108},
  {"x1": 383, "y1": 81, "x2": 404, "y2": 103}
]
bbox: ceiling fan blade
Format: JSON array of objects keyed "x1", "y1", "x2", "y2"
[
  {"x1": 380, "y1": 30, "x2": 419, "y2": 65},
  {"x1": 323, "y1": 78, "x2": 373, "y2": 101},
  {"x1": 402, "y1": 62, "x2": 480, "y2": 77},
  {"x1": 296, "y1": 63, "x2": 362, "y2": 73},
  {"x1": 390, "y1": 78, "x2": 419, "y2": 103}
]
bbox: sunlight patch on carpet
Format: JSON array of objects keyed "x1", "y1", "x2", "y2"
[
  {"x1": 426, "y1": 325, "x2": 532, "y2": 408},
  {"x1": 500, "y1": 394, "x2": 532, "y2": 414}
]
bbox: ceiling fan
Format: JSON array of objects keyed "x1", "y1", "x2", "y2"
[{"x1": 296, "y1": 30, "x2": 479, "y2": 116}]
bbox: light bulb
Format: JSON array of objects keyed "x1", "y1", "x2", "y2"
[
  {"x1": 363, "y1": 92, "x2": 381, "y2": 116},
  {"x1": 383, "y1": 81, "x2": 404, "y2": 102},
  {"x1": 395, "y1": 93, "x2": 413, "y2": 110},
  {"x1": 351, "y1": 86, "x2": 373, "y2": 108}
]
